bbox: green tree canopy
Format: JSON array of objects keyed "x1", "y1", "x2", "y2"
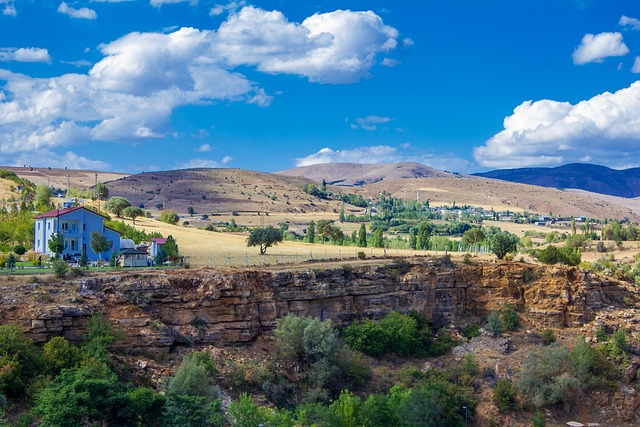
[
  {"x1": 160, "y1": 209, "x2": 179, "y2": 225},
  {"x1": 122, "y1": 206, "x2": 144, "y2": 225},
  {"x1": 247, "y1": 226, "x2": 283, "y2": 255},
  {"x1": 163, "y1": 235, "x2": 179, "y2": 258},
  {"x1": 48, "y1": 231, "x2": 65, "y2": 257},
  {"x1": 93, "y1": 183, "x2": 109, "y2": 201},
  {"x1": 358, "y1": 223, "x2": 367, "y2": 248},
  {"x1": 90, "y1": 231, "x2": 112, "y2": 260},
  {"x1": 489, "y1": 231, "x2": 519, "y2": 260},
  {"x1": 35, "y1": 184, "x2": 51, "y2": 211},
  {"x1": 105, "y1": 196, "x2": 131, "y2": 218}
]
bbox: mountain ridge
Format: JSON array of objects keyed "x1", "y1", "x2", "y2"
[{"x1": 474, "y1": 163, "x2": 640, "y2": 198}]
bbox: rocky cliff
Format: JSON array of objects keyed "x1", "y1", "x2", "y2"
[{"x1": 0, "y1": 258, "x2": 635, "y2": 355}]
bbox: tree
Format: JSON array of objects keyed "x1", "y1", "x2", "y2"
[
  {"x1": 247, "y1": 226, "x2": 283, "y2": 255},
  {"x1": 6, "y1": 253, "x2": 15, "y2": 271},
  {"x1": 307, "y1": 221, "x2": 316, "y2": 243},
  {"x1": 105, "y1": 196, "x2": 131, "y2": 218},
  {"x1": 358, "y1": 223, "x2": 367, "y2": 248},
  {"x1": 163, "y1": 235, "x2": 179, "y2": 258},
  {"x1": 409, "y1": 228, "x2": 417, "y2": 250},
  {"x1": 316, "y1": 220, "x2": 332, "y2": 243},
  {"x1": 372, "y1": 229, "x2": 384, "y2": 248},
  {"x1": 416, "y1": 221, "x2": 431, "y2": 250},
  {"x1": 461, "y1": 228, "x2": 485, "y2": 251},
  {"x1": 35, "y1": 184, "x2": 51, "y2": 211},
  {"x1": 160, "y1": 210, "x2": 179, "y2": 225},
  {"x1": 94, "y1": 183, "x2": 109, "y2": 201},
  {"x1": 187, "y1": 206, "x2": 195, "y2": 215},
  {"x1": 122, "y1": 206, "x2": 144, "y2": 225},
  {"x1": 48, "y1": 231, "x2": 65, "y2": 258},
  {"x1": 90, "y1": 231, "x2": 112, "y2": 261},
  {"x1": 489, "y1": 231, "x2": 518, "y2": 260},
  {"x1": 78, "y1": 249, "x2": 89, "y2": 268}
]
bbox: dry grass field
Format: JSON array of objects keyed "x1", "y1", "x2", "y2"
[{"x1": 3, "y1": 166, "x2": 128, "y2": 190}]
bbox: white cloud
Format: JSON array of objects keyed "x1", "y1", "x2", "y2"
[
  {"x1": 213, "y1": 6, "x2": 398, "y2": 83},
  {"x1": 195, "y1": 143, "x2": 211, "y2": 152},
  {"x1": 620, "y1": 15, "x2": 640, "y2": 30},
  {"x1": 2, "y1": 1, "x2": 16, "y2": 16},
  {"x1": 295, "y1": 145, "x2": 471, "y2": 172},
  {"x1": 61, "y1": 59, "x2": 93, "y2": 67},
  {"x1": 0, "y1": 7, "x2": 397, "y2": 161},
  {"x1": 572, "y1": 32, "x2": 629, "y2": 64},
  {"x1": 381, "y1": 57, "x2": 399, "y2": 67},
  {"x1": 175, "y1": 156, "x2": 231, "y2": 169},
  {"x1": 633, "y1": 57, "x2": 640, "y2": 73},
  {"x1": 0, "y1": 47, "x2": 51, "y2": 63},
  {"x1": 150, "y1": 0, "x2": 197, "y2": 7},
  {"x1": 210, "y1": 1, "x2": 244, "y2": 16},
  {"x1": 349, "y1": 115, "x2": 393, "y2": 131},
  {"x1": 474, "y1": 81, "x2": 640, "y2": 169},
  {"x1": 402, "y1": 37, "x2": 414, "y2": 47},
  {"x1": 58, "y1": 2, "x2": 97, "y2": 20}
]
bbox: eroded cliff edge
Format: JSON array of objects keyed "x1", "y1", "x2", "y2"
[{"x1": 0, "y1": 258, "x2": 635, "y2": 355}]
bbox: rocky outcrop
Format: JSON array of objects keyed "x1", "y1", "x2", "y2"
[{"x1": 0, "y1": 258, "x2": 635, "y2": 355}]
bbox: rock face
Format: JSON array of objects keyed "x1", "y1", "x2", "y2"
[{"x1": 0, "y1": 259, "x2": 635, "y2": 355}]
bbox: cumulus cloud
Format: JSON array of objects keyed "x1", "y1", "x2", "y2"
[
  {"x1": 195, "y1": 143, "x2": 211, "y2": 152},
  {"x1": 349, "y1": 115, "x2": 393, "y2": 131},
  {"x1": 2, "y1": 0, "x2": 16, "y2": 16},
  {"x1": 633, "y1": 57, "x2": 640, "y2": 73},
  {"x1": 0, "y1": 48, "x2": 51, "y2": 63},
  {"x1": 381, "y1": 57, "x2": 399, "y2": 67},
  {"x1": 57, "y1": 2, "x2": 97, "y2": 20},
  {"x1": 620, "y1": 15, "x2": 640, "y2": 30},
  {"x1": 213, "y1": 6, "x2": 398, "y2": 83},
  {"x1": 572, "y1": 32, "x2": 629, "y2": 64},
  {"x1": 474, "y1": 81, "x2": 640, "y2": 169},
  {"x1": 0, "y1": 7, "x2": 398, "y2": 163},
  {"x1": 61, "y1": 59, "x2": 93, "y2": 67},
  {"x1": 295, "y1": 145, "x2": 470, "y2": 172}
]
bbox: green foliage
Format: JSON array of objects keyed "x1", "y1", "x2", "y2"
[
  {"x1": 122, "y1": 206, "x2": 144, "y2": 224},
  {"x1": 78, "y1": 249, "x2": 89, "y2": 268},
  {"x1": 163, "y1": 235, "x2": 179, "y2": 258},
  {"x1": 227, "y1": 393, "x2": 270, "y2": 427},
  {"x1": 48, "y1": 231, "x2": 65, "y2": 257},
  {"x1": 247, "y1": 226, "x2": 284, "y2": 255},
  {"x1": 462, "y1": 324, "x2": 480, "y2": 340},
  {"x1": 306, "y1": 220, "x2": 315, "y2": 243},
  {"x1": 517, "y1": 343, "x2": 577, "y2": 408},
  {"x1": 51, "y1": 257, "x2": 68, "y2": 278},
  {"x1": 500, "y1": 304, "x2": 519, "y2": 331},
  {"x1": 93, "y1": 183, "x2": 109, "y2": 200},
  {"x1": 90, "y1": 231, "x2": 112, "y2": 259},
  {"x1": 493, "y1": 379, "x2": 518, "y2": 411},
  {"x1": 35, "y1": 184, "x2": 51, "y2": 211},
  {"x1": 489, "y1": 231, "x2": 518, "y2": 260},
  {"x1": 416, "y1": 221, "x2": 431, "y2": 250},
  {"x1": 485, "y1": 311, "x2": 503, "y2": 337},
  {"x1": 105, "y1": 196, "x2": 132, "y2": 218},
  {"x1": 540, "y1": 329, "x2": 556, "y2": 345},
  {"x1": 6, "y1": 253, "x2": 15, "y2": 271},
  {"x1": 165, "y1": 352, "x2": 223, "y2": 427},
  {"x1": 358, "y1": 223, "x2": 367, "y2": 247},
  {"x1": 160, "y1": 209, "x2": 180, "y2": 225},
  {"x1": 42, "y1": 337, "x2": 81, "y2": 375},
  {"x1": 0, "y1": 324, "x2": 42, "y2": 398},
  {"x1": 343, "y1": 311, "x2": 451, "y2": 358},
  {"x1": 12, "y1": 244, "x2": 26, "y2": 256},
  {"x1": 83, "y1": 314, "x2": 122, "y2": 361},
  {"x1": 34, "y1": 366, "x2": 130, "y2": 427},
  {"x1": 154, "y1": 247, "x2": 167, "y2": 265},
  {"x1": 372, "y1": 228, "x2": 384, "y2": 248},
  {"x1": 127, "y1": 386, "x2": 166, "y2": 426},
  {"x1": 531, "y1": 411, "x2": 546, "y2": 427},
  {"x1": 534, "y1": 244, "x2": 581, "y2": 266}
]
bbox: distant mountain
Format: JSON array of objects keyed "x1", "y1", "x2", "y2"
[
  {"x1": 277, "y1": 162, "x2": 452, "y2": 186},
  {"x1": 474, "y1": 163, "x2": 640, "y2": 198}
]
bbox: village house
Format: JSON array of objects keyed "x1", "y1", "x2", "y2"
[{"x1": 34, "y1": 206, "x2": 121, "y2": 261}]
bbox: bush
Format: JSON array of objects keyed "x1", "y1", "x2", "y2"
[
  {"x1": 12, "y1": 244, "x2": 26, "y2": 256},
  {"x1": 0, "y1": 324, "x2": 42, "y2": 397},
  {"x1": 493, "y1": 379, "x2": 518, "y2": 411},
  {"x1": 342, "y1": 319, "x2": 388, "y2": 356},
  {"x1": 160, "y1": 210, "x2": 179, "y2": 225},
  {"x1": 540, "y1": 329, "x2": 556, "y2": 345},
  {"x1": 500, "y1": 305, "x2": 519, "y2": 331},
  {"x1": 357, "y1": 251, "x2": 366, "y2": 260},
  {"x1": 462, "y1": 324, "x2": 480, "y2": 340},
  {"x1": 485, "y1": 311, "x2": 503, "y2": 337},
  {"x1": 51, "y1": 257, "x2": 68, "y2": 278}
]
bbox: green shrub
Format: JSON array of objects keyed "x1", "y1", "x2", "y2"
[
  {"x1": 485, "y1": 311, "x2": 503, "y2": 337},
  {"x1": 0, "y1": 324, "x2": 42, "y2": 397},
  {"x1": 342, "y1": 319, "x2": 388, "y2": 356},
  {"x1": 493, "y1": 379, "x2": 518, "y2": 411},
  {"x1": 51, "y1": 257, "x2": 68, "y2": 278},
  {"x1": 540, "y1": 329, "x2": 556, "y2": 345},
  {"x1": 462, "y1": 324, "x2": 480, "y2": 340},
  {"x1": 500, "y1": 304, "x2": 519, "y2": 331}
]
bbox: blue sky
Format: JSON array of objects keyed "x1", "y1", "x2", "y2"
[{"x1": 1, "y1": 0, "x2": 640, "y2": 174}]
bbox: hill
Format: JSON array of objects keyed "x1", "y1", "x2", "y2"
[
  {"x1": 106, "y1": 168, "x2": 345, "y2": 215},
  {"x1": 474, "y1": 163, "x2": 640, "y2": 198},
  {"x1": 1, "y1": 165, "x2": 129, "y2": 190},
  {"x1": 277, "y1": 161, "x2": 451, "y2": 186}
]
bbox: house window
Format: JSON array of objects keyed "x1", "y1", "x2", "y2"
[
  {"x1": 62, "y1": 223, "x2": 69, "y2": 231},
  {"x1": 83, "y1": 224, "x2": 86, "y2": 231},
  {"x1": 71, "y1": 241, "x2": 75, "y2": 251},
  {"x1": 47, "y1": 222, "x2": 51, "y2": 230},
  {"x1": 37, "y1": 223, "x2": 40, "y2": 230},
  {"x1": 37, "y1": 240, "x2": 40, "y2": 247}
]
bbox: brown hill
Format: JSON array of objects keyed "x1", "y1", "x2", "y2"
[
  {"x1": 277, "y1": 161, "x2": 451, "y2": 186},
  {"x1": 106, "y1": 168, "x2": 344, "y2": 215},
  {"x1": 2, "y1": 166, "x2": 129, "y2": 190}
]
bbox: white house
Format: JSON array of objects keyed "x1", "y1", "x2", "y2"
[
  {"x1": 150, "y1": 237, "x2": 167, "y2": 257},
  {"x1": 34, "y1": 206, "x2": 121, "y2": 261}
]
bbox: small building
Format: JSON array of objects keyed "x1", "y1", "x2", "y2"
[
  {"x1": 34, "y1": 206, "x2": 120, "y2": 261},
  {"x1": 119, "y1": 248, "x2": 148, "y2": 267},
  {"x1": 150, "y1": 237, "x2": 167, "y2": 257}
]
